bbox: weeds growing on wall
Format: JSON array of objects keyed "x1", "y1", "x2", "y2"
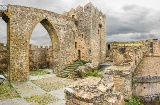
[{"x1": 125, "y1": 96, "x2": 144, "y2": 105}]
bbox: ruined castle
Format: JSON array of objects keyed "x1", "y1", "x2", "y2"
[
  {"x1": 1, "y1": 2, "x2": 160, "y2": 104},
  {"x1": 0, "y1": 3, "x2": 106, "y2": 82}
]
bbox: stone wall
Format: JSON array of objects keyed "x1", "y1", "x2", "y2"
[
  {"x1": 65, "y1": 2, "x2": 106, "y2": 67},
  {"x1": 29, "y1": 44, "x2": 52, "y2": 71},
  {"x1": 4, "y1": 3, "x2": 106, "y2": 81},
  {"x1": 104, "y1": 66, "x2": 133, "y2": 100},
  {"x1": 0, "y1": 43, "x2": 7, "y2": 71},
  {"x1": 0, "y1": 43, "x2": 53, "y2": 71},
  {"x1": 133, "y1": 82, "x2": 160, "y2": 102},
  {"x1": 133, "y1": 75, "x2": 160, "y2": 102},
  {"x1": 152, "y1": 40, "x2": 160, "y2": 56},
  {"x1": 112, "y1": 47, "x2": 144, "y2": 69},
  {"x1": 65, "y1": 75, "x2": 124, "y2": 105}
]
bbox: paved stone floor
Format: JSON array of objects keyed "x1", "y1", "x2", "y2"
[
  {"x1": 0, "y1": 69, "x2": 101, "y2": 105},
  {"x1": 0, "y1": 69, "x2": 72, "y2": 105},
  {"x1": 136, "y1": 57, "x2": 160, "y2": 76}
]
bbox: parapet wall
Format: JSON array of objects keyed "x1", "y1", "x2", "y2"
[
  {"x1": 0, "y1": 43, "x2": 52, "y2": 71},
  {"x1": 152, "y1": 40, "x2": 160, "y2": 56},
  {"x1": 134, "y1": 76, "x2": 160, "y2": 83}
]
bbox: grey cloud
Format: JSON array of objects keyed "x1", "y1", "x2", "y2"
[
  {"x1": 130, "y1": 33, "x2": 157, "y2": 40},
  {"x1": 106, "y1": 4, "x2": 160, "y2": 42},
  {"x1": 107, "y1": 5, "x2": 154, "y2": 36},
  {"x1": 0, "y1": 1, "x2": 160, "y2": 44}
]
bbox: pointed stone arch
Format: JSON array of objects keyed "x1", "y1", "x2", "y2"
[{"x1": 28, "y1": 18, "x2": 61, "y2": 73}]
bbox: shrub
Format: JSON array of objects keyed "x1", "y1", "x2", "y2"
[
  {"x1": 126, "y1": 96, "x2": 144, "y2": 105},
  {"x1": 85, "y1": 70, "x2": 103, "y2": 78}
]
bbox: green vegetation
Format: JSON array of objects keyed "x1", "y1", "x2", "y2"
[
  {"x1": 0, "y1": 82, "x2": 21, "y2": 100},
  {"x1": 125, "y1": 96, "x2": 144, "y2": 105},
  {"x1": 132, "y1": 79, "x2": 136, "y2": 86},
  {"x1": 85, "y1": 70, "x2": 103, "y2": 78},
  {"x1": 30, "y1": 69, "x2": 50, "y2": 76},
  {"x1": 25, "y1": 93, "x2": 58, "y2": 105}
]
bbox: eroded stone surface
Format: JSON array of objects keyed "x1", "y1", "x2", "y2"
[
  {"x1": 1, "y1": 2, "x2": 106, "y2": 82},
  {"x1": 65, "y1": 75, "x2": 125, "y2": 105}
]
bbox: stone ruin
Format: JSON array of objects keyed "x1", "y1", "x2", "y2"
[
  {"x1": 65, "y1": 75, "x2": 124, "y2": 105},
  {"x1": 65, "y1": 39, "x2": 160, "y2": 104},
  {"x1": 29, "y1": 44, "x2": 52, "y2": 71},
  {"x1": 0, "y1": 43, "x2": 7, "y2": 72},
  {"x1": 0, "y1": 2, "x2": 106, "y2": 82},
  {"x1": 0, "y1": 43, "x2": 53, "y2": 72}
]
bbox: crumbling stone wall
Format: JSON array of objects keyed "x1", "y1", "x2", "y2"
[
  {"x1": 4, "y1": 3, "x2": 106, "y2": 82},
  {"x1": 29, "y1": 44, "x2": 52, "y2": 71},
  {"x1": 65, "y1": 75, "x2": 124, "y2": 105},
  {"x1": 0, "y1": 43, "x2": 7, "y2": 71},
  {"x1": 104, "y1": 66, "x2": 133, "y2": 100},
  {"x1": 64, "y1": 2, "x2": 106, "y2": 67},
  {"x1": 152, "y1": 40, "x2": 160, "y2": 56},
  {"x1": 133, "y1": 76, "x2": 160, "y2": 102},
  {"x1": 0, "y1": 43, "x2": 53, "y2": 71},
  {"x1": 112, "y1": 46, "x2": 144, "y2": 69}
]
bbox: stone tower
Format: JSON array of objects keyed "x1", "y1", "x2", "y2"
[{"x1": 65, "y1": 2, "x2": 106, "y2": 67}]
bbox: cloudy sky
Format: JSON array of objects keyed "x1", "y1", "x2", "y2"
[{"x1": 0, "y1": 0, "x2": 160, "y2": 45}]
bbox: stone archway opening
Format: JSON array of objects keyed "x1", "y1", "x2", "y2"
[
  {"x1": 28, "y1": 19, "x2": 60, "y2": 76},
  {"x1": 29, "y1": 22, "x2": 53, "y2": 75}
]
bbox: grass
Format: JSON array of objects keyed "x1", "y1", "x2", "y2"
[
  {"x1": 30, "y1": 69, "x2": 51, "y2": 76},
  {"x1": 85, "y1": 70, "x2": 103, "y2": 78},
  {"x1": 25, "y1": 93, "x2": 59, "y2": 105},
  {"x1": 125, "y1": 96, "x2": 144, "y2": 105},
  {"x1": 0, "y1": 82, "x2": 21, "y2": 100}
]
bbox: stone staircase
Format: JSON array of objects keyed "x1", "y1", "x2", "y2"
[{"x1": 56, "y1": 61, "x2": 84, "y2": 78}]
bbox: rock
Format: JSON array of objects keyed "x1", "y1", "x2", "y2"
[
  {"x1": 75, "y1": 66, "x2": 86, "y2": 78},
  {"x1": 85, "y1": 63, "x2": 94, "y2": 69}
]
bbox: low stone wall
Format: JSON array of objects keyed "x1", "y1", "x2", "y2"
[
  {"x1": 134, "y1": 76, "x2": 160, "y2": 83},
  {"x1": 65, "y1": 75, "x2": 125, "y2": 105},
  {"x1": 133, "y1": 82, "x2": 160, "y2": 102},
  {"x1": 104, "y1": 66, "x2": 133, "y2": 100}
]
